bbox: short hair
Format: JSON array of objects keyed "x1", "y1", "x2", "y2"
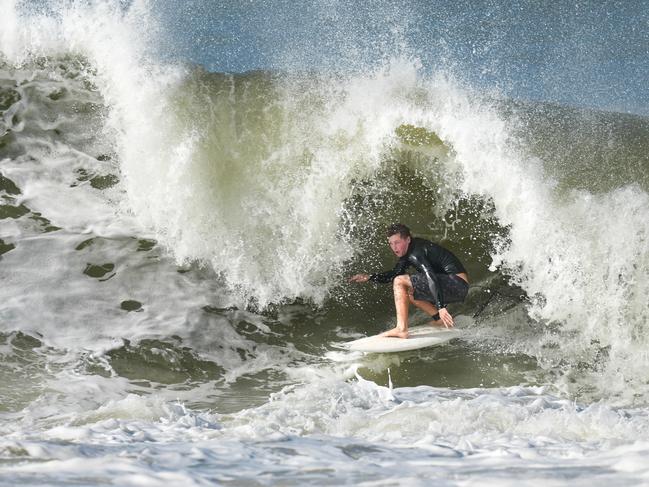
[{"x1": 386, "y1": 223, "x2": 411, "y2": 239}]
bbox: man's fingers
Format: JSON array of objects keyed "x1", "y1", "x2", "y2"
[
  {"x1": 440, "y1": 313, "x2": 454, "y2": 328},
  {"x1": 349, "y1": 274, "x2": 369, "y2": 283}
]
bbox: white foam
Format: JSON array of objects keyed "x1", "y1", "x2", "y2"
[{"x1": 3, "y1": 366, "x2": 649, "y2": 485}]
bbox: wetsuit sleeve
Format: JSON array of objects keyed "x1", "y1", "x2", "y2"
[
  {"x1": 368, "y1": 259, "x2": 409, "y2": 283},
  {"x1": 411, "y1": 254, "x2": 446, "y2": 309},
  {"x1": 423, "y1": 263, "x2": 445, "y2": 309}
]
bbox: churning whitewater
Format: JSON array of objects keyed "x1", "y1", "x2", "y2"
[{"x1": 1, "y1": 1, "x2": 648, "y2": 485}]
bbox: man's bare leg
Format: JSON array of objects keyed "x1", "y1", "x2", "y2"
[
  {"x1": 381, "y1": 275, "x2": 412, "y2": 338},
  {"x1": 412, "y1": 299, "x2": 455, "y2": 328},
  {"x1": 410, "y1": 299, "x2": 448, "y2": 327}
]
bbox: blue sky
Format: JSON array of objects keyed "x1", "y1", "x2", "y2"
[{"x1": 152, "y1": 1, "x2": 647, "y2": 114}]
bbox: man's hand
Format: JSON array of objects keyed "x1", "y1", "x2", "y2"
[
  {"x1": 438, "y1": 308, "x2": 454, "y2": 328},
  {"x1": 349, "y1": 273, "x2": 370, "y2": 283}
]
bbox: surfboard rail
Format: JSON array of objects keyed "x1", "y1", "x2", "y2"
[{"x1": 337, "y1": 326, "x2": 461, "y2": 353}]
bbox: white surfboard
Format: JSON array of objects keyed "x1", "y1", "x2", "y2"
[{"x1": 340, "y1": 326, "x2": 460, "y2": 353}]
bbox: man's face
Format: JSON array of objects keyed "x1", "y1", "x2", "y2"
[{"x1": 388, "y1": 234, "x2": 410, "y2": 258}]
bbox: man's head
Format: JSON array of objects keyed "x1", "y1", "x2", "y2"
[{"x1": 386, "y1": 223, "x2": 411, "y2": 257}]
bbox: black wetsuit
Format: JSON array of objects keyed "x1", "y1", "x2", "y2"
[{"x1": 369, "y1": 237, "x2": 468, "y2": 309}]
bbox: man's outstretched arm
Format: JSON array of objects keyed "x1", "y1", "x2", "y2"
[{"x1": 349, "y1": 259, "x2": 409, "y2": 284}]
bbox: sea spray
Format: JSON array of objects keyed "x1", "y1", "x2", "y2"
[{"x1": 5, "y1": 0, "x2": 649, "y2": 396}]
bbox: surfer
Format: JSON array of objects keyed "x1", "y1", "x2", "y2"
[{"x1": 349, "y1": 223, "x2": 469, "y2": 338}]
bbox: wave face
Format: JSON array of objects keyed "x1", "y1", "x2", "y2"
[
  {"x1": 2, "y1": 0, "x2": 649, "y2": 400},
  {"x1": 113, "y1": 59, "x2": 649, "y2": 399},
  {"x1": 1, "y1": 1, "x2": 649, "y2": 485}
]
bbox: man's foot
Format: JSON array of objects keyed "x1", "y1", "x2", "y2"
[{"x1": 380, "y1": 327, "x2": 409, "y2": 339}]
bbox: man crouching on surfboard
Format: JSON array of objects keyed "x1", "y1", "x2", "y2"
[{"x1": 349, "y1": 223, "x2": 469, "y2": 338}]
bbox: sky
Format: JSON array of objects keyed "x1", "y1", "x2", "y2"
[{"x1": 21, "y1": 0, "x2": 648, "y2": 115}]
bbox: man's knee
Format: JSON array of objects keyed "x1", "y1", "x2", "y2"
[{"x1": 393, "y1": 275, "x2": 411, "y2": 290}]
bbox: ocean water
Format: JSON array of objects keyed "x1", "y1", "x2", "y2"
[{"x1": 1, "y1": 1, "x2": 649, "y2": 485}]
